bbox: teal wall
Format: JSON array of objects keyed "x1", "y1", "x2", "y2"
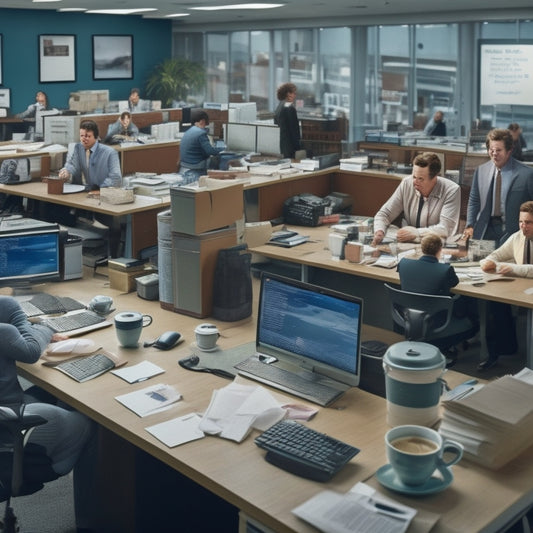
[{"x1": 0, "y1": 8, "x2": 172, "y2": 113}]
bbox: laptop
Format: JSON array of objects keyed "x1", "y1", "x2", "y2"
[{"x1": 235, "y1": 273, "x2": 363, "y2": 406}]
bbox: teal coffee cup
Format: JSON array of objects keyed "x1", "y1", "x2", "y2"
[
  {"x1": 385, "y1": 425, "x2": 463, "y2": 486},
  {"x1": 115, "y1": 311, "x2": 152, "y2": 348}
]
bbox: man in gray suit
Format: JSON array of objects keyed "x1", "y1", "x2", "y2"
[{"x1": 464, "y1": 128, "x2": 533, "y2": 246}]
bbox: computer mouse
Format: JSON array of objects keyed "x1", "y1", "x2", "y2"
[{"x1": 153, "y1": 331, "x2": 182, "y2": 350}]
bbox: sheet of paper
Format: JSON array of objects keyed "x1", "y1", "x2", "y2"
[
  {"x1": 146, "y1": 413, "x2": 205, "y2": 447},
  {"x1": 292, "y1": 483, "x2": 416, "y2": 533},
  {"x1": 111, "y1": 360, "x2": 165, "y2": 383},
  {"x1": 115, "y1": 383, "x2": 181, "y2": 417}
]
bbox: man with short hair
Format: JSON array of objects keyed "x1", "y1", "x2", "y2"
[
  {"x1": 59, "y1": 120, "x2": 121, "y2": 190},
  {"x1": 372, "y1": 152, "x2": 460, "y2": 245},
  {"x1": 464, "y1": 128, "x2": 533, "y2": 246},
  {"x1": 128, "y1": 87, "x2": 150, "y2": 113},
  {"x1": 475, "y1": 201, "x2": 533, "y2": 369},
  {"x1": 178, "y1": 109, "x2": 224, "y2": 182},
  {"x1": 423, "y1": 110, "x2": 447, "y2": 137},
  {"x1": 105, "y1": 111, "x2": 139, "y2": 142}
]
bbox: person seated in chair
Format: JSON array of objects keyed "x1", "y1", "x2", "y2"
[
  {"x1": 104, "y1": 111, "x2": 139, "y2": 144},
  {"x1": 0, "y1": 296, "x2": 97, "y2": 532},
  {"x1": 397, "y1": 233, "x2": 478, "y2": 364}
]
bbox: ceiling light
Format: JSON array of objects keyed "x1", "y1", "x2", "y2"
[
  {"x1": 86, "y1": 8, "x2": 158, "y2": 15},
  {"x1": 165, "y1": 13, "x2": 190, "y2": 18},
  {"x1": 190, "y1": 4, "x2": 284, "y2": 11},
  {"x1": 33, "y1": 0, "x2": 62, "y2": 3},
  {"x1": 58, "y1": 8, "x2": 87, "y2": 11}
]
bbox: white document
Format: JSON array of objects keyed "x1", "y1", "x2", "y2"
[
  {"x1": 146, "y1": 413, "x2": 205, "y2": 447},
  {"x1": 199, "y1": 382, "x2": 286, "y2": 442},
  {"x1": 292, "y1": 482, "x2": 416, "y2": 533},
  {"x1": 115, "y1": 383, "x2": 182, "y2": 417},
  {"x1": 111, "y1": 360, "x2": 165, "y2": 384}
]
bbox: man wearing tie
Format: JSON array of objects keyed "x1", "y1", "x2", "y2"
[
  {"x1": 59, "y1": 120, "x2": 121, "y2": 190},
  {"x1": 464, "y1": 128, "x2": 533, "y2": 246},
  {"x1": 476, "y1": 201, "x2": 533, "y2": 369},
  {"x1": 372, "y1": 152, "x2": 460, "y2": 245}
]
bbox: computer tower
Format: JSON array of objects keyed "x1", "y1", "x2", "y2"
[{"x1": 61, "y1": 233, "x2": 83, "y2": 280}]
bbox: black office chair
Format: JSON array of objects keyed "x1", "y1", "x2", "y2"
[
  {"x1": 384, "y1": 283, "x2": 478, "y2": 364},
  {"x1": 0, "y1": 404, "x2": 58, "y2": 533}
]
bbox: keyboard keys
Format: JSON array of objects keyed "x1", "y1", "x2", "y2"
[
  {"x1": 55, "y1": 353, "x2": 115, "y2": 382},
  {"x1": 41, "y1": 310, "x2": 105, "y2": 333},
  {"x1": 255, "y1": 419, "x2": 359, "y2": 481}
]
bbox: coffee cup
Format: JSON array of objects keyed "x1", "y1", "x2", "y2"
[
  {"x1": 385, "y1": 424, "x2": 463, "y2": 486},
  {"x1": 114, "y1": 311, "x2": 153, "y2": 348},
  {"x1": 89, "y1": 295, "x2": 113, "y2": 315},
  {"x1": 328, "y1": 233, "x2": 345, "y2": 258},
  {"x1": 194, "y1": 323, "x2": 220, "y2": 351},
  {"x1": 345, "y1": 241, "x2": 363, "y2": 263}
]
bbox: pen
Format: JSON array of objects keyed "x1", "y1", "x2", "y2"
[
  {"x1": 135, "y1": 377, "x2": 149, "y2": 383},
  {"x1": 373, "y1": 502, "x2": 407, "y2": 515}
]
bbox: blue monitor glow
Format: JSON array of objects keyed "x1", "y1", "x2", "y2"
[{"x1": 0, "y1": 228, "x2": 61, "y2": 286}]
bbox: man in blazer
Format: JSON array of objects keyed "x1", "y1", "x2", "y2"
[
  {"x1": 59, "y1": 120, "x2": 122, "y2": 190},
  {"x1": 477, "y1": 201, "x2": 533, "y2": 369},
  {"x1": 465, "y1": 128, "x2": 533, "y2": 246}
]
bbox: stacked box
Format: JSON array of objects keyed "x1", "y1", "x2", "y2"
[{"x1": 69, "y1": 90, "x2": 109, "y2": 112}]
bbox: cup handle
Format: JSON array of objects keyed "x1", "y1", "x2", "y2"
[
  {"x1": 439, "y1": 439, "x2": 464, "y2": 468},
  {"x1": 142, "y1": 315, "x2": 153, "y2": 327}
]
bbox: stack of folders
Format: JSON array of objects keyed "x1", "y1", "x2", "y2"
[{"x1": 440, "y1": 369, "x2": 533, "y2": 469}]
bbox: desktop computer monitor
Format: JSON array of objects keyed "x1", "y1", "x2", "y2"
[{"x1": 0, "y1": 225, "x2": 61, "y2": 286}]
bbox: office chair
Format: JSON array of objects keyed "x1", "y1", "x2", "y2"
[
  {"x1": 384, "y1": 283, "x2": 478, "y2": 364},
  {"x1": 0, "y1": 404, "x2": 58, "y2": 533}
]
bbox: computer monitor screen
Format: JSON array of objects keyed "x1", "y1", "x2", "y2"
[
  {"x1": 257, "y1": 273, "x2": 362, "y2": 386},
  {"x1": 225, "y1": 123, "x2": 257, "y2": 152},
  {"x1": 0, "y1": 229, "x2": 60, "y2": 286},
  {"x1": 256, "y1": 125, "x2": 280, "y2": 155}
]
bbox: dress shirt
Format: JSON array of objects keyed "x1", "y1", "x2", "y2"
[
  {"x1": 373, "y1": 175, "x2": 460, "y2": 240},
  {"x1": 480, "y1": 230, "x2": 533, "y2": 278},
  {"x1": 64, "y1": 141, "x2": 121, "y2": 189}
]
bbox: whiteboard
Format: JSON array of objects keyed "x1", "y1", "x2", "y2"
[{"x1": 480, "y1": 41, "x2": 533, "y2": 106}]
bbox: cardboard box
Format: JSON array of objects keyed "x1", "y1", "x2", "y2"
[
  {"x1": 109, "y1": 268, "x2": 153, "y2": 293},
  {"x1": 172, "y1": 226, "x2": 237, "y2": 317},
  {"x1": 170, "y1": 182, "x2": 243, "y2": 235}
]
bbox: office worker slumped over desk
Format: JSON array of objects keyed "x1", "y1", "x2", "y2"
[{"x1": 372, "y1": 152, "x2": 460, "y2": 246}]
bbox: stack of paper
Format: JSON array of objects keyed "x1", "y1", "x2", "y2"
[
  {"x1": 440, "y1": 371, "x2": 533, "y2": 469},
  {"x1": 339, "y1": 156, "x2": 369, "y2": 172}
]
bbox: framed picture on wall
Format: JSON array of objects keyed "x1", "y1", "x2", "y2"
[
  {"x1": 92, "y1": 35, "x2": 133, "y2": 80},
  {"x1": 39, "y1": 34, "x2": 76, "y2": 83}
]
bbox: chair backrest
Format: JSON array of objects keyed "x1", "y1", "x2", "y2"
[{"x1": 384, "y1": 283, "x2": 455, "y2": 341}]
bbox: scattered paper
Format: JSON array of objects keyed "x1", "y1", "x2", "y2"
[
  {"x1": 115, "y1": 383, "x2": 182, "y2": 417},
  {"x1": 111, "y1": 360, "x2": 165, "y2": 383},
  {"x1": 146, "y1": 413, "x2": 205, "y2": 447},
  {"x1": 292, "y1": 482, "x2": 416, "y2": 533}
]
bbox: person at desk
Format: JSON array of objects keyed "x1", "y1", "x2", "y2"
[
  {"x1": 274, "y1": 82, "x2": 302, "y2": 159},
  {"x1": 508, "y1": 122, "x2": 527, "y2": 161},
  {"x1": 59, "y1": 119, "x2": 122, "y2": 190},
  {"x1": 128, "y1": 87, "x2": 150, "y2": 113},
  {"x1": 464, "y1": 128, "x2": 533, "y2": 247},
  {"x1": 423, "y1": 110, "x2": 447, "y2": 137},
  {"x1": 372, "y1": 152, "x2": 461, "y2": 245},
  {"x1": 104, "y1": 111, "x2": 139, "y2": 144},
  {"x1": 477, "y1": 201, "x2": 533, "y2": 369},
  {"x1": 178, "y1": 109, "x2": 224, "y2": 182},
  {"x1": 0, "y1": 296, "x2": 97, "y2": 532},
  {"x1": 16, "y1": 90, "x2": 48, "y2": 119}
]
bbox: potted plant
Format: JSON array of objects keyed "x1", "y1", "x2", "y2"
[{"x1": 145, "y1": 58, "x2": 206, "y2": 108}]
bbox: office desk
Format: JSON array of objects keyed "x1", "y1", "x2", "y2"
[
  {"x1": 0, "y1": 181, "x2": 169, "y2": 257},
  {"x1": 0, "y1": 116, "x2": 24, "y2": 141},
  {"x1": 14, "y1": 276, "x2": 533, "y2": 533},
  {"x1": 250, "y1": 226, "x2": 533, "y2": 367},
  {"x1": 114, "y1": 140, "x2": 180, "y2": 175}
]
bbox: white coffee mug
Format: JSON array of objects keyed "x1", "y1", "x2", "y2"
[{"x1": 194, "y1": 323, "x2": 220, "y2": 351}]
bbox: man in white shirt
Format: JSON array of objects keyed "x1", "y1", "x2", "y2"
[{"x1": 372, "y1": 152, "x2": 460, "y2": 245}]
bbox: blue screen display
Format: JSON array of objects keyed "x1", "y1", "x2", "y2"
[
  {"x1": 258, "y1": 276, "x2": 362, "y2": 374},
  {"x1": 0, "y1": 231, "x2": 60, "y2": 282}
]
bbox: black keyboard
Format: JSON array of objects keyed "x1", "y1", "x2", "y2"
[
  {"x1": 20, "y1": 293, "x2": 85, "y2": 317},
  {"x1": 54, "y1": 353, "x2": 115, "y2": 382},
  {"x1": 235, "y1": 357, "x2": 344, "y2": 406},
  {"x1": 255, "y1": 419, "x2": 360, "y2": 481},
  {"x1": 41, "y1": 310, "x2": 105, "y2": 333}
]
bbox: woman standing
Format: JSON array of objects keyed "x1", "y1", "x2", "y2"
[{"x1": 274, "y1": 82, "x2": 302, "y2": 159}]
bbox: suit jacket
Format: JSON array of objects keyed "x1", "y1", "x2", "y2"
[
  {"x1": 466, "y1": 158, "x2": 533, "y2": 243},
  {"x1": 64, "y1": 141, "x2": 122, "y2": 189},
  {"x1": 274, "y1": 101, "x2": 301, "y2": 159},
  {"x1": 397, "y1": 255, "x2": 459, "y2": 296}
]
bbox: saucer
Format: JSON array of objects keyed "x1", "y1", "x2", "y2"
[{"x1": 376, "y1": 464, "x2": 453, "y2": 495}]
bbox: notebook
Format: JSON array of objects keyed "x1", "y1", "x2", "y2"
[{"x1": 234, "y1": 273, "x2": 363, "y2": 406}]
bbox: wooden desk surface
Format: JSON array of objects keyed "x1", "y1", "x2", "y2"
[
  {"x1": 250, "y1": 225, "x2": 533, "y2": 310},
  {"x1": 15, "y1": 275, "x2": 533, "y2": 533},
  {"x1": 0, "y1": 181, "x2": 170, "y2": 217}
]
